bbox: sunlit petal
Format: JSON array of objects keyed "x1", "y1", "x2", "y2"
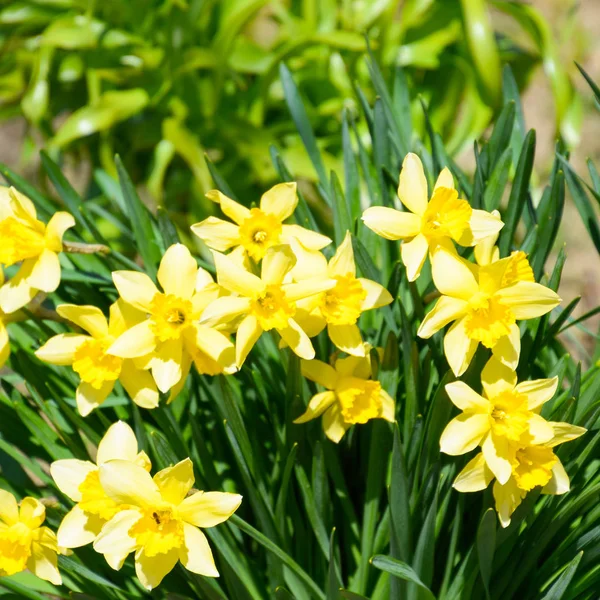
[
  {"x1": 361, "y1": 206, "x2": 421, "y2": 240},
  {"x1": 158, "y1": 244, "x2": 198, "y2": 299},
  {"x1": 398, "y1": 152, "x2": 428, "y2": 216}
]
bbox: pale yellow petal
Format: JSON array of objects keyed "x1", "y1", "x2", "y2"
[
  {"x1": 292, "y1": 308, "x2": 327, "y2": 338},
  {"x1": 190, "y1": 217, "x2": 240, "y2": 251},
  {"x1": 328, "y1": 231, "x2": 355, "y2": 277},
  {"x1": 153, "y1": 458, "x2": 194, "y2": 505},
  {"x1": 179, "y1": 524, "x2": 219, "y2": 577},
  {"x1": 493, "y1": 478, "x2": 523, "y2": 528},
  {"x1": 97, "y1": 421, "x2": 139, "y2": 464},
  {"x1": 158, "y1": 243, "x2": 198, "y2": 299},
  {"x1": 50, "y1": 459, "x2": 96, "y2": 502},
  {"x1": 327, "y1": 323, "x2": 364, "y2": 357},
  {"x1": 361, "y1": 206, "x2": 421, "y2": 240},
  {"x1": 482, "y1": 433, "x2": 512, "y2": 485},
  {"x1": 431, "y1": 247, "x2": 479, "y2": 300},
  {"x1": 278, "y1": 318, "x2": 315, "y2": 360},
  {"x1": 151, "y1": 339, "x2": 183, "y2": 393},
  {"x1": 19, "y1": 497, "x2": 45, "y2": 529},
  {"x1": 213, "y1": 251, "x2": 264, "y2": 297},
  {"x1": 261, "y1": 245, "x2": 295, "y2": 285},
  {"x1": 0, "y1": 322, "x2": 9, "y2": 368},
  {"x1": 119, "y1": 361, "x2": 160, "y2": 409},
  {"x1": 301, "y1": 359, "x2": 338, "y2": 389},
  {"x1": 107, "y1": 320, "x2": 156, "y2": 359},
  {"x1": 281, "y1": 278, "x2": 336, "y2": 302},
  {"x1": 0, "y1": 262, "x2": 37, "y2": 312},
  {"x1": 457, "y1": 209, "x2": 504, "y2": 246},
  {"x1": 444, "y1": 317, "x2": 478, "y2": 377},
  {"x1": 260, "y1": 182, "x2": 297, "y2": 221},
  {"x1": 35, "y1": 333, "x2": 89, "y2": 365},
  {"x1": 45, "y1": 211, "x2": 75, "y2": 251},
  {"x1": 293, "y1": 391, "x2": 337, "y2": 424},
  {"x1": 98, "y1": 460, "x2": 161, "y2": 507},
  {"x1": 379, "y1": 388, "x2": 395, "y2": 422},
  {"x1": 545, "y1": 422, "x2": 587, "y2": 448},
  {"x1": 398, "y1": 152, "x2": 428, "y2": 216},
  {"x1": 516, "y1": 377, "x2": 558, "y2": 409},
  {"x1": 27, "y1": 540, "x2": 61, "y2": 585},
  {"x1": 27, "y1": 249, "x2": 61, "y2": 292},
  {"x1": 542, "y1": 460, "x2": 570, "y2": 495},
  {"x1": 281, "y1": 224, "x2": 331, "y2": 250},
  {"x1": 179, "y1": 491, "x2": 242, "y2": 528},
  {"x1": 0, "y1": 489, "x2": 19, "y2": 525},
  {"x1": 56, "y1": 304, "x2": 109, "y2": 338},
  {"x1": 108, "y1": 299, "x2": 146, "y2": 338},
  {"x1": 200, "y1": 296, "x2": 251, "y2": 327},
  {"x1": 112, "y1": 271, "x2": 159, "y2": 312},
  {"x1": 495, "y1": 281, "x2": 561, "y2": 319},
  {"x1": 434, "y1": 167, "x2": 454, "y2": 191},
  {"x1": 287, "y1": 239, "x2": 328, "y2": 281},
  {"x1": 57, "y1": 505, "x2": 104, "y2": 548},
  {"x1": 491, "y1": 323, "x2": 520, "y2": 371},
  {"x1": 93, "y1": 509, "x2": 140, "y2": 562},
  {"x1": 440, "y1": 413, "x2": 490, "y2": 455},
  {"x1": 76, "y1": 380, "x2": 114, "y2": 416},
  {"x1": 401, "y1": 233, "x2": 429, "y2": 282},
  {"x1": 445, "y1": 381, "x2": 489, "y2": 412},
  {"x1": 206, "y1": 190, "x2": 250, "y2": 225},
  {"x1": 481, "y1": 356, "x2": 517, "y2": 399},
  {"x1": 417, "y1": 296, "x2": 468, "y2": 339},
  {"x1": 528, "y1": 413, "x2": 555, "y2": 444},
  {"x1": 359, "y1": 278, "x2": 393, "y2": 310},
  {"x1": 322, "y1": 404, "x2": 351, "y2": 443},
  {"x1": 235, "y1": 314, "x2": 263, "y2": 368},
  {"x1": 453, "y1": 453, "x2": 494, "y2": 492},
  {"x1": 135, "y1": 546, "x2": 180, "y2": 590}
]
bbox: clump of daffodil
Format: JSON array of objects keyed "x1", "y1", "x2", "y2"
[
  {"x1": 201, "y1": 245, "x2": 336, "y2": 367},
  {"x1": 440, "y1": 357, "x2": 560, "y2": 485},
  {"x1": 191, "y1": 182, "x2": 331, "y2": 262},
  {"x1": 361, "y1": 153, "x2": 503, "y2": 281},
  {"x1": 290, "y1": 232, "x2": 393, "y2": 356},
  {"x1": 294, "y1": 347, "x2": 395, "y2": 442},
  {"x1": 36, "y1": 301, "x2": 159, "y2": 416},
  {"x1": 51, "y1": 421, "x2": 151, "y2": 563},
  {"x1": 417, "y1": 246, "x2": 561, "y2": 376},
  {"x1": 0, "y1": 186, "x2": 75, "y2": 313},
  {"x1": 0, "y1": 489, "x2": 61, "y2": 584},
  {"x1": 107, "y1": 243, "x2": 236, "y2": 395},
  {"x1": 453, "y1": 422, "x2": 586, "y2": 527},
  {"x1": 92, "y1": 457, "x2": 242, "y2": 590}
]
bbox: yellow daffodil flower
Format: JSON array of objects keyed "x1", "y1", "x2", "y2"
[
  {"x1": 50, "y1": 421, "x2": 151, "y2": 563},
  {"x1": 289, "y1": 232, "x2": 393, "y2": 356},
  {"x1": 92, "y1": 457, "x2": 242, "y2": 590},
  {"x1": 201, "y1": 245, "x2": 336, "y2": 367},
  {"x1": 0, "y1": 186, "x2": 75, "y2": 313},
  {"x1": 294, "y1": 349, "x2": 395, "y2": 442},
  {"x1": 418, "y1": 247, "x2": 561, "y2": 376},
  {"x1": 106, "y1": 244, "x2": 236, "y2": 394},
  {"x1": 453, "y1": 421, "x2": 586, "y2": 527},
  {"x1": 361, "y1": 153, "x2": 503, "y2": 281},
  {"x1": 440, "y1": 357, "x2": 559, "y2": 484},
  {"x1": 191, "y1": 182, "x2": 331, "y2": 262},
  {"x1": 36, "y1": 301, "x2": 159, "y2": 416},
  {"x1": 0, "y1": 269, "x2": 21, "y2": 369},
  {"x1": 0, "y1": 490, "x2": 61, "y2": 584}
]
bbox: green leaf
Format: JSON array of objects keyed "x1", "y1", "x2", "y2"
[
  {"x1": 370, "y1": 556, "x2": 435, "y2": 600},
  {"x1": 476, "y1": 508, "x2": 496, "y2": 599},
  {"x1": 540, "y1": 552, "x2": 583, "y2": 600}
]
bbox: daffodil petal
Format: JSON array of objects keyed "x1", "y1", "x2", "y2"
[
  {"x1": 99, "y1": 460, "x2": 161, "y2": 507},
  {"x1": 153, "y1": 458, "x2": 194, "y2": 505},
  {"x1": 328, "y1": 323, "x2": 364, "y2": 356},
  {"x1": 135, "y1": 546, "x2": 180, "y2": 590},
  {"x1": 235, "y1": 315, "x2": 262, "y2": 367},
  {"x1": 545, "y1": 422, "x2": 587, "y2": 448},
  {"x1": 542, "y1": 460, "x2": 570, "y2": 495},
  {"x1": 19, "y1": 497, "x2": 45, "y2": 529},
  {"x1": 482, "y1": 433, "x2": 512, "y2": 485},
  {"x1": 379, "y1": 388, "x2": 395, "y2": 422},
  {"x1": 119, "y1": 361, "x2": 159, "y2": 409},
  {"x1": 440, "y1": 413, "x2": 489, "y2": 455},
  {"x1": 27, "y1": 540, "x2": 61, "y2": 585},
  {"x1": 322, "y1": 404, "x2": 350, "y2": 443},
  {"x1": 398, "y1": 152, "x2": 428, "y2": 216},
  {"x1": 76, "y1": 380, "x2": 114, "y2": 417},
  {"x1": 529, "y1": 413, "x2": 555, "y2": 444},
  {"x1": 190, "y1": 217, "x2": 240, "y2": 251},
  {"x1": 108, "y1": 320, "x2": 156, "y2": 359},
  {"x1": 293, "y1": 391, "x2": 337, "y2": 424},
  {"x1": 158, "y1": 244, "x2": 198, "y2": 299},
  {"x1": 278, "y1": 318, "x2": 315, "y2": 360},
  {"x1": 151, "y1": 339, "x2": 183, "y2": 393},
  {"x1": 401, "y1": 233, "x2": 429, "y2": 282},
  {"x1": 35, "y1": 333, "x2": 89, "y2": 365},
  {"x1": 287, "y1": 239, "x2": 328, "y2": 281},
  {"x1": 361, "y1": 207, "x2": 421, "y2": 240},
  {"x1": 50, "y1": 459, "x2": 96, "y2": 502},
  {"x1": 328, "y1": 231, "x2": 355, "y2": 277},
  {"x1": 0, "y1": 262, "x2": 37, "y2": 312},
  {"x1": 57, "y1": 505, "x2": 104, "y2": 548},
  {"x1": 179, "y1": 524, "x2": 219, "y2": 577},
  {"x1": 434, "y1": 167, "x2": 454, "y2": 191},
  {"x1": 179, "y1": 491, "x2": 242, "y2": 528},
  {"x1": 206, "y1": 190, "x2": 251, "y2": 225},
  {"x1": 516, "y1": 377, "x2": 559, "y2": 409},
  {"x1": 359, "y1": 278, "x2": 393, "y2": 310},
  {"x1": 300, "y1": 359, "x2": 338, "y2": 389},
  {"x1": 457, "y1": 208, "x2": 504, "y2": 246},
  {"x1": 491, "y1": 323, "x2": 520, "y2": 370},
  {"x1": 281, "y1": 224, "x2": 331, "y2": 250},
  {"x1": 417, "y1": 296, "x2": 468, "y2": 339},
  {"x1": 0, "y1": 489, "x2": 19, "y2": 525},
  {"x1": 96, "y1": 421, "x2": 139, "y2": 464},
  {"x1": 0, "y1": 322, "x2": 8, "y2": 368},
  {"x1": 444, "y1": 317, "x2": 478, "y2": 377},
  {"x1": 200, "y1": 296, "x2": 251, "y2": 326},
  {"x1": 27, "y1": 249, "x2": 61, "y2": 292},
  {"x1": 213, "y1": 251, "x2": 264, "y2": 297},
  {"x1": 261, "y1": 245, "x2": 295, "y2": 285},
  {"x1": 281, "y1": 278, "x2": 336, "y2": 302},
  {"x1": 57, "y1": 304, "x2": 109, "y2": 338},
  {"x1": 260, "y1": 182, "x2": 297, "y2": 221},
  {"x1": 93, "y1": 509, "x2": 140, "y2": 564},
  {"x1": 45, "y1": 211, "x2": 75, "y2": 250},
  {"x1": 445, "y1": 381, "x2": 488, "y2": 412},
  {"x1": 481, "y1": 356, "x2": 517, "y2": 399},
  {"x1": 112, "y1": 271, "x2": 159, "y2": 312},
  {"x1": 431, "y1": 247, "x2": 479, "y2": 300},
  {"x1": 493, "y1": 479, "x2": 523, "y2": 528},
  {"x1": 495, "y1": 281, "x2": 561, "y2": 319},
  {"x1": 453, "y1": 453, "x2": 494, "y2": 492}
]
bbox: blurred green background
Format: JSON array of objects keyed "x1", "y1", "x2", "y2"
[{"x1": 0, "y1": 0, "x2": 599, "y2": 348}]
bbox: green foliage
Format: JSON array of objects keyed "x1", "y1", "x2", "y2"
[
  {"x1": 0, "y1": 47, "x2": 599, "y2": 600},
  {"x1": 0, "y1": 0, "x2": 581, "y2": 209}
]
